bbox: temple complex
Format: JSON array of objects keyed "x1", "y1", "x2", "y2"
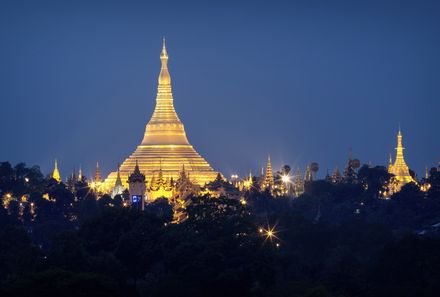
[{"x1": 103, "y1": 40, "x2": 218, "y2": 196}]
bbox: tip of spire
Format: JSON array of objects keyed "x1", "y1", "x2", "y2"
[{"x1": 161, "y1": 37, "x2": 168, "y2": 58}]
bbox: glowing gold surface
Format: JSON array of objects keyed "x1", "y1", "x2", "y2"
[
  {"x1": 261, "y1": 155, "x2": 274, "y2": 191},
  {"x1": 388, "y1": 129, "x2": 415, "y2": 191},
  {"x1": 104, "y1": 40, "x2": 217, "y2": 192},
  {"x1": 52, "y1": 159, "x2": 61, "y2": 183}
]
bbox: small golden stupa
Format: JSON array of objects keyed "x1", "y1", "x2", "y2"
[
  {"x1": 388, "y1": 128, "x2": 415, "y2": 192},
  {"x1": 52, "y1": 159, "x2": 61, "y2": 183}
]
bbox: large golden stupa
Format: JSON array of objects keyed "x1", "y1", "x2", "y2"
[{"x1": 103, "y1": 40, "x2": 218, "y2": 191}]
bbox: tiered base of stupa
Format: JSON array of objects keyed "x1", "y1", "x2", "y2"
[{"x1": 102, "y1": 144, "x2": 218, "y2": 192}]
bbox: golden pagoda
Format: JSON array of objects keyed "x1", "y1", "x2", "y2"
[
  {"x1": 52, "y1": 159, "x2": 61, "y2": 183},
  {"x1": 103, "y1": 39, "x2": 218, "y2": 195},
  {"x1": 95, "y1": 161, "x2": 102, "y2": 182},
  {"x1": 388, "y1": 128, "x2": 415, "y2": 192},
  {"x1": 261, "y1": 155, "x2": 275, "y2": 192}
]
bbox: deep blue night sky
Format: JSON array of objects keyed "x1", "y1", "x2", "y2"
[{"x1": 1, "y1": 0, "x2": 439, "y2": 180}]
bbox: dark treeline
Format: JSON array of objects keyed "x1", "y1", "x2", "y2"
[{"x1": 1, "y1": 161, "x2": 440, "y2": 297}]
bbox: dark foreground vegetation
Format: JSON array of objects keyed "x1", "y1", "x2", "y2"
[{"x1": 1, "y1": 161, "x2": 440, "y2": 297}]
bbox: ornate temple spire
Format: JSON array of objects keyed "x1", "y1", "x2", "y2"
[
  {"x1": 52, "y1": 159, "x2": 61, "y2": 183},
  {"x1": 141, "y1": 38, "x2": 189, "y2": 146},
  {"x1": 111, "y1": 164, "x2": 125, "y2": 198},
  {"x1": 159, "y1": 37, "x2": 170, "y2": 86},
  {"x1": 115, "y1": 164, "x2": 123, "y2": 187},
  {"x1": 388, "y1": 153, "x2": 393, "y2": 171},
  {"x1": 95, "y1": 161, "x2": 102, "y2": 182},
  {"x1": 332, "y1": 166, "x2": 342, "y2": 183},
  {"x1": 128, "y1": 160, "x2": 146, "y2": 184},
  {"x1": 305, "y1": 164, "x2": 313, "y2": 182},
  {"x1": 78, "y1": 165, "x2": 83, "y2": 181},
  {"x1": 393, "y1": 128, "x2": 408, "y2": 170},
  {"x1": 388, "y1": 127, "x2": 415, "y2": 192},
  {"x1": 396, "y1": 128, "x2": 404, "y2": 160},
  {"x1": 263, "y1": 155, "x2": 274, "y2": 189}
]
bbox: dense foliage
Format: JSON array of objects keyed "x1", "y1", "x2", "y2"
[{"x1": 1, "y1": 161, "x2": 440, "y2": 297}]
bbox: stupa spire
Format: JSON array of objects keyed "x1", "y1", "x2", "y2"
[
  {"x1": 263, "y1": 155, "x2": 274, "y2": 190},
  {"x1": 395, "y1": 127, "x2": 406, "y2": 165},
  {"x1": 115, "y1": 164, "x2": 122, "y2": 187},
  {"x1": 388, "y1": 127, "x2": 415, "y2": 192},
  {"x1": 159, "y1": 37, "x2": 170, "y2": 86},
  {"x1": 52, "y1": 159, "x2": 61, "y2": 183},
  {"x1": 388, "y1": 153, "x2": 393, "y2": 171},
  {"x1": 95, "y1": 161, "x2": 102, "y2": 182},
  {"x1": 78, "y1": 165, "x2": 83, "y2": 181},
  {"x1": 141, "y1": 39, "x2": 189, "y2": 146}
]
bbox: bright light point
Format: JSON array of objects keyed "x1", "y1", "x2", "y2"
[
  {"x1": 276, "y1": 243, "x2": 280, "y2": 248},
  {"x1": 259, "y1": 228, "x2": 263, "y2": 233},
  {"x1": 282, "y1": 175, "x2": 289, "y2": 183},
  {"x1": 24, "y1": 177, "x2": 29, "y2": 182},
  {"x1": 240, "y1": 199, "x2": 247, "y2": 205},
  {"x1": 267, "y1": 230, "x2": 273, "y2": 237}
]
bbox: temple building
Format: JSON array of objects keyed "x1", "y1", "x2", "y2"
[
  {"x1": 148, "y1": 166, "x2": 173, "y2": 200},
  {"x1": 103, "y1": 40, "x2": 218, "y2": 196},
  {"x1": 202, "y1": 173, "x2": 241, "y2": 199},
  {"x1": 388, "y1": 128, "x2": 416, "y2": 193},
  {"x1": 52, "y1": 159, "x2": 61, "y2": 183}
]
